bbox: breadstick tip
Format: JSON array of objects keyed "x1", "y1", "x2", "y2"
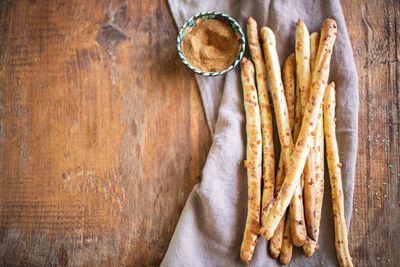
[
  {"x1": 287, "y1": 53, "x2": 295, "y2": 63},
  {"x1": 241, "y1": 57, "x2": 249, "y2": 64},
  {"x1": 260, "y1": 27, "x2": 276, "y2": 46},
  {"x1": 310, "y1": 32, "x2": 319, "y2": 38},
  {"x1": 296, "y1": 18, "x2": 304, "y2": 25},
  {"x1": 247, "y1": 16, "x2": 256, "y2": 26},
  {"x1": 323, "y1": 18, "x2": 337, "y2": 29}
]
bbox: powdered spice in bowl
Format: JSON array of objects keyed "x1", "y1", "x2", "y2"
[{"x1": 177, "y1": 11, "x2": 245, "y2": 76}]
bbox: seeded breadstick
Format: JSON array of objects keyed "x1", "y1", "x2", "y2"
[
  {"x1": 324, "y1": 83, "x2": 353, "y2": 267},
  {"x1": 312, "y1": 21, "x2": 335, "y2": 81},
  {"x1": 261, "y1": 19, "x2": 337, "y2": 240},
  {"x1": 303, "y1": 123, "x2": 325, "y2": 256},
  {"x1": 290, "y1": 18, "x2": 313, "y2": 246},
  {"x1": 269, "y1": 54, "x2": 296, "y2": 257},
  {"x1": 259, "y1": 27, "x2": 296, "y2": 242},
  {"x1": 240, "y1": 57, "x2": 263, "y2": 264},
  {"x1": 246, "y1": 17, "x2": 275, "y2": 229},
  {"x1": 284, "y1": 51, "x2": 307, "y2": 246},
  {"x1": 280, "y1": 211, "x2": 293, "y2": 265},
  {"x1": 280, "y1": 54, "x2": 296, "y2": 260},
  {"x1": 295, "y1": 18, "x2": 311, "y2": 115},
  {"x1": 303, "y1": 31, "x2": 324, "y2": 256},
  {"x1": 295, "y1": 19, "x2": 315, "y2": 241},
  {"x1": 304, "y1": 108, "x2": 326, "y2": 256}
]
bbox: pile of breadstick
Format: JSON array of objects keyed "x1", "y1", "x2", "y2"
[{"x1": 240, "y1": 17, "x2": 353, "y2": 267}]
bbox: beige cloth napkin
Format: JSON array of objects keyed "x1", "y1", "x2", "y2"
[{"x1": 162, "y1": 0, "x2": 358, "y2": 266}]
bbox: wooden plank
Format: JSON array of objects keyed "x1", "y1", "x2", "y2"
[
  {"x1": 341, "y1": 0, "x2": 400, "y2": 265},
  {"x1": 0, "y1": 0, "x2": 211, "y2": 266}
]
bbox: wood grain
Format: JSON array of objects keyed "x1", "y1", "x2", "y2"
[
  {"x1": 342, "y1": 0, "x2": 400, "y2": 266},
  {"x1": 0, "y1": 0, "x2": 211, "y2": 266},
  {"x1": 0, "y1": 0, "x2": 398, "y2": 266}
]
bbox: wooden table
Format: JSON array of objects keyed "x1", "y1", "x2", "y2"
[{"x1": 0, "y1": 0, "x2": 398, "y2": 266}]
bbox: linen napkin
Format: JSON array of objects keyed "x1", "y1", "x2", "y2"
[{"x1": 162, "y1": 0, "x2": 359, "y2": 266}]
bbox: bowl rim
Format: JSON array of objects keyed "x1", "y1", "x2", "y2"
[{"x1": 177, "y1": 11, "x2": 246, "y2": 77}]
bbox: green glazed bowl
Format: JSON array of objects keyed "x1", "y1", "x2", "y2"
[{"x1": 177, "y1": 11, "x2": 246, "y2": 76}]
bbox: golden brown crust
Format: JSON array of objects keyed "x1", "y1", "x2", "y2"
[
  {"x1": 246, "y1": 17, "x2": 275, "y2": 232},
  {"x1": 290, "y1": 18, "x2": 313, "y2": 246},
  {"x1": 303, "y1": 31, "x2": 324, "y2": 256},
  {"x1": 302, "y1": 237, "x2": 317, "y2": 257},
  {"x1": 259, "y1": 26, "x2": 295, "y2": 241},
  {"x1": 295, "y1": 18, "x2": 311, "y2": 115},
  {"x1": 269, "y1": 215, "x2": 285, "y2": 258},
  {"x1": 324, "y1": 83, "x2": 353, "y2": 267},
  {"x1": 280, "y1": 211, "x2": 293, "y2": 265},
  {"x1": 302, "y1": 30, "x2": 320, "y2": 243},
  {"x1": 240, "y1": 57, "x2": 263, "y2": 264},
  {"x1": 260, "y1": 19, "x2": 337, "y2": 240},
  {"x1": 270, "y1": 51, "x2": 297, "y2": 257}
]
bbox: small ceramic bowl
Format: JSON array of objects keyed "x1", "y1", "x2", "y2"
[{"x1": 177, "y1": 11, "x2": 246, "y2": 76}]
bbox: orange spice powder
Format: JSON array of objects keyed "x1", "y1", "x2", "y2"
[{"x1": 181, "y1": 19, "x2": 239, "y2": 72}]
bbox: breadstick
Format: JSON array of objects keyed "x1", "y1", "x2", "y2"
[
  {"x1": 290, "y1": 18, "x2": 313, "y2": 246},
  {"x1": 269, "y1": 54, "x2": 296, "y2": 257},
  {"x1": 260, "y1": 26, "x2": 307, "y2": 246},
  {"x1": 259, "y1": 27, "x2": 298, "y2": 242},
  {"x1": 304, "y1": 106, "x2": 326, "y2": 256},
  {"x1": 280, "y1": 211, "x2": 293, "y2": 265},
  {"x1": 261, "y1": 19, "x2": 337, "y2": 240},
  {"x1": 304, "y1": 32, "x2": 326, "y2": 255},
  {"x1": 303, "y1": 31, "x2": 324, "y2": 256},
  {"x1": 240, "y1": 57, "x2": 263, "y2": 264},
  {"x1": 246, "y1": 17, "x2": 275, "y2": 229},
  {"x1": 295, "y1": 18, "x2": 311, "y2": 115},
  {"x1": 324, "y1": 83, "x2": 353, "y2": 267},
  {"x1": 298, "y1": 26, "x2": 318, "y2": 242},
  {"x1": 279, "y1": 54, "x2": 295, "y2": 261},
  {"x1": 312, "y1": 21, "x2": 335, "y2": 81}
]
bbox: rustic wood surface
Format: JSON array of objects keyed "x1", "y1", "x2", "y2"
[
  {"x1": 0, "y1": 0, "x2": 398, "y2": 266},
  {"x1": 344, "y1": 0, "x2": 400, "y2": 266}
]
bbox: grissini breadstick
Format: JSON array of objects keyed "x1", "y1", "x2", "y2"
[
  {"x1": 259, "y1": 27, "x2": 297, "y2": 242},
  {"x1": 246, "y1": 17, "x2": 275, "y2": 229},
  {"x1": 240, "y1": 57, "x2": 263, "y2": 264},
  {"x1": 269, "y1": 54, "x2": 296, "y2": 257},
  {"x1": 303, "y1": 31, "x2": 324, "y2": 256},
  {"x1": 324, "y1": 83, "x2": 354, "y2": 267},
  {"x1": 312, "y1": 21, "x2": 335, "y2": 81},
  {"x1": 261, "y1": 19, "x2": 337, "y2": 240},
  {"x1": 302, "y1": 132, "x2": 323, "y2": 256},
  {"x1": 260, "y1": 26, "x2": 307, "y2": 246},
  {"x1": 295, "y1": 18, "x2": 311, "y2": 115},
  {"x1": 279, "y1": 54, "x2": 295, "y2": 262},
  {"x1": 304, "y1": 104, "x2": 325, "y2": 256},
  {"x1": 299, "y1": 26, "x2": 317, "y2": 242},
  {"x1": 279, "y1": 211, "x2": 293, "y2": 265},
  {"x1": 258, "y1": 26, "x2": 307, "y2": 247},
  {"x1": 291, "y1": 18, "x2": 313, "y2": 246}
]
